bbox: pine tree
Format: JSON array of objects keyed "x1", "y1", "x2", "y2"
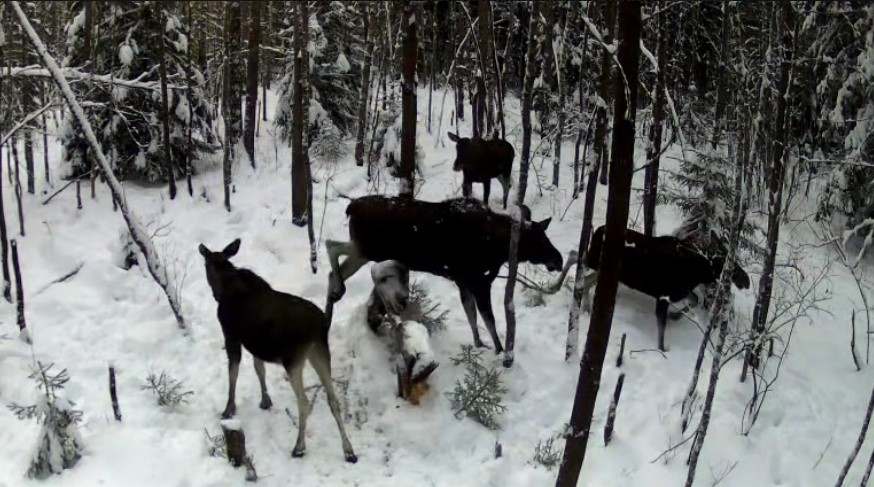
[{"x1": 59, "y1": 1, "x2": 217, "y2": 183}]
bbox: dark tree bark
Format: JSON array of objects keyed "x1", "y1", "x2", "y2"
[
  {"x1": 354, "y1": 5, "x2": 374, "y2": 167},
  {"x1": 0, "y1": 128, "x2": 11, "y2": 303},
  {"x1": 109, "y1": 366, "x2": 122, "y2": 421},
  {"x1": 243, "y1": 0, "x2": 260, "y2": 168},
  {"x1": 226, "y1": 2, "x2": 243, "y2": 156},
  {"x1": 222, "y1": 2, "x2": 233, "y2": 212},
  {"x1": 745, "y1": 0, "x2": 795, "y2": 378},
  {"x1": 290, "y1": 0, "x2": 309, "y2": 226},
  {"x1": 555, "y1": 2, "x2": 641, "y2": 485},
  {"x1": 516, "y1": 1, "x2": 540, "y2": 205},
  {"x1": 399, "y1": 0, "x2": 417, "y2": 197},
  {"x1": 12, "y1": 140, "x2": 25, "y2": 236},
  {"x1": 477, "y1": 0, "x2": 496, "y2": 135},
  {"x1": 710, "y1": 0, "x2": 730, "y2": 149},
  {"x1": 603, "y1": 373, "x2": 625, "y2": 446},
  {"x1": 157, "y1": 0, "x2": 176, "y2": 200},
  {"x1": 553, "y1": 3, "x2": 571, "y2": 188},
  {"x1": 597, "y1": 1, "x2": 618, "y2": 187},
  {"x1": 11, "y1": 239, "x2": 26, "y2": 336},
  {"x1": 185, "y1": 0, "x2": 194, "y2": 197},
  {"x1": 41, "y1": 84, "x2": 51, "y2": 188},
  {"x1": 643, "y1": 0, "x2": 667, "y2": 237},
  {"x1": 24, "y1": 130, "x2": 34, "y2": 195}
]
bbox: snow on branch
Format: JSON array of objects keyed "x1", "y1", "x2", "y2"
[
  {"x1": 9, "y1": 1, "x2": 186, "y2": 330},
  {"x1": 0, "y1": 65, "x2": 188, "y2": 92}
]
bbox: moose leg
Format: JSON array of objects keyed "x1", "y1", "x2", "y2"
[
  {"x1": 482, "y1": 179, "x2": 491, "y2": 205},
  {"x1": 656, "y1": 298, "x2": 670, "y2": 352},
  {"x1": 459, "y1": 286, "x2": 486, "y2": 348},
  {"x1": 286, "y1": 361, "x2": 311, "y2": 458},
  {"x1": 253, "y1": 358, "x2": 272, "y2": 410},
  {"x1": 498, "y1": 175, "x2": 511, "y2": 209},
  {"x1": 325, "y1": 239, "x2": 369, "y2": 302},
  {"x1": 309, "y1": 344, "x2": 358, "y2": 463},
  {"x1": 473, "y1": 285, "x2": 504, "y2": 354},
  {"x1": 222, "y1": 341, "x2": 242, "y2": 419},
  {"x1": 462, "y1": 174, "x2": 473, "y2": 198}
]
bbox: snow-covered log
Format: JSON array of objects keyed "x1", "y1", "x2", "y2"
[{"x1": 9, "y1": 1, "x2": 186, "y2": 330}]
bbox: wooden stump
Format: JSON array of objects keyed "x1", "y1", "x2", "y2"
[{"x1": 220, "y1": 420, "x2": 257, "y2": 481}]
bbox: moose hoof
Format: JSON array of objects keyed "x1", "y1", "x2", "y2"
[
  {"x1": 259, "y1": 396, "x2": 273, "y2": 410},
  {"x1": 345, "y1": 452, "x2": 358, "y2": 464},
  {"x1": 220, "y1": 405, "x2": 236, "y2": 419},
  {"x1": 292, "y1": 448, "x2": 306, "y2": 458},
  {"x1": 328, "y1": 282, "x2": 347, "y2": 303}
]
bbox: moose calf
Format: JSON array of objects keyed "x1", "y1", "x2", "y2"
[
  {"x1": 199, "y1": 239, "x2": 357, "y2": 463},
  {"x1": 585, "y1": 226, "x2": 750, "y2": 351},
  {"x1": 447, "y1": 132, "x2": 515, "y2": 208}
]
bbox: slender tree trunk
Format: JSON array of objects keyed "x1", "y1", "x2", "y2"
[
  {"x1": 552, "y1": 3, "x2": 570, "y2": 188},
  {"x1": 477, "y1": 0, "x2": 496, "y2": 135},
  {"x1": 226, "y1": 1, "x2": 242, "y2": 157},
  {"x1": 185, "y1": 0, "x2": 194, "y2": 197},
  {"x1": 41, "y1": 84, "x2": 51, "y2": 188},
  {"x1": 243, "y1": 0, "x2": 260, "y2": 168},
  {"x1": 355, "y1": 5, "x2": 374, "y2": 167},
  {"x1": 12, "y1": 139, "x2": 25, "y2": 237},
  {"x1": 427, "y1": 4, "x2": 436, "y2": 134},
  {"x1": 291, "y1": 0, "x2": 309, "y2": 225},
  {"x1": 836, "y1": 384, "x2": 874, "y2": 487},
  {"x1": 597, "y1": 1, "x2": 617, "y2": 187},
  {"x1": 0, "y1": 135, "x2": 11, "y2": 303},
  {"x1": 516, "y1": 1, "x2": 540, "y2": 205},
  {"x1": 222, "y1": 2, "x2": 233, "y2": 212},
  {"x1": 11, "y1": 239, "x2": 26, "y2": 336},
  {"x1": 157, "y1": 0, "x2": 176, "y2": 200},
  {"x1": 23, "y1": 129, "x2": 34, "y2": 195},
  {"x1": 643, "y1": 0, "x2": 666, "y2": 237},
  {"x1": 399, "y1": 0, "x2": 417, "y2": 197},
  {"x1": 745, "y1": 0, "x2": 794, "y2": 378},
  {"x1": 710, "y1": 0, "x2": 730, "y2": 149},
  {"x1": 555, "y1": 2, "x2": 641, "y2": 485}
]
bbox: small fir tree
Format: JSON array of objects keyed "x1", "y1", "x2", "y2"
[{"x1": 446, "y1": 345, "x2": 508, "y2": 430}]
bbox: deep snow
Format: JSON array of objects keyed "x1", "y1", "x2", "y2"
[{"x1": 0, "y1": 87, "x2": 872, "y2": 487}]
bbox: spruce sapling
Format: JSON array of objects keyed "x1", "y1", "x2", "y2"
[
  {"x1": 142, "y1": 370, "x2": 194, "y2": 406},
  {"x1": 446, "y1": 345, "x2": 508, "y2": 430}
]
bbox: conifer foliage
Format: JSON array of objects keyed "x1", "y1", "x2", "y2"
[{"x1": 59, "y1": 1, "x2": 217, "y2": 183}]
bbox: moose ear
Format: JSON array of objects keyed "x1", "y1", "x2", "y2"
[
  {"x1": 222, "y1": 239, "x2": 241, "y2": 257},
  {"x1": 538, "y1": 217, "x2": 552, "y2": 231},
  {"x1": 198, "y1": 244, "x2": 211, "y2": 258},
  {"x1": 447, "y1": 132, "x2": 459, "y2": 143}
]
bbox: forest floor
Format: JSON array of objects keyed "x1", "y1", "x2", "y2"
[{"x1": 0, "y1": 88, "x2": 872, "y2": 487}]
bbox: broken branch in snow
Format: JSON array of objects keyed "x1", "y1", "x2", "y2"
[
  {"x1": 33, "y1": 262, "x2": 84, "y2": 296},
  {"x1": 10, "y1": 1, "x2": 186, "y2": 330}
]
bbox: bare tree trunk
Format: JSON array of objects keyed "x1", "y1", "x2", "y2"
[
  {"x1": 157, "y1": 0, "x2": 177, "y2": 200},
  {"x1": 24, "y1": 130, "x2": 34, "y2": 195},
  {"x1": 603, "y1": 373, "x2": 625, "y2": 446},
  {"x1": 556, "y1": 2, "x2": 640, "y2": 485},
  {"x1": 597, "y1": 1, "x2": 617, "y2": 187},
  {"x1": 710, "y1": 0, "x2": 730, "y2": 149},
  {"x1": 243, "y1": 0, "x2": 260, "y2": 168},
  {"x1": 516, "y1": 1, "x2": 540, "y2": 205},
  {"x1": 552, "y1": 3, "x2": 570, "y2": 188},
  {"x1": 291, "y1": 0, "x2": 309, "y2": 225},
  {"x1": 185, "y1": 0, "x2": 194, "y2": 197},
  {"x1": 12, "y1": 139, "x2": 25, "y2": 236},
  {"x1": 399, "y1": 0, "x2": 417, "y2": 197},
  {"x1": 12, "y1": 1, "x2": 187, "y2": 330},
  {"x1": 355, "y1": 5, "x2": 374, "y2": 167},
  {"x1": 226, "y1": 1, "x2": 242, "y2": 157},
  {"x1": 835, "y1": 386, "x2": 874, "y2": 487},
  {"x1": 0, "y1": 127, "x2": 12, "y2": 303},
  {"x1": 41, "y1": 85, "x2": 51, "y2": 188},
  {"x1": 477, "y1": 0, "x2": 496, "y2": 135},
  {"x1": 503, "y1": 210, "x2": 521, "y2": 368},
  {"x1": 642, "y1": 0, "x2": 666, "y2": 237},
  {"x1": 744, "y1": 0, "x2": 795, "y2": 379},
  {"x1": 11, "y1": 239, "x2": 27, "y2": 339},
  {"x1": 222, "y1": 2, "x2": 233, "y2": 212}
]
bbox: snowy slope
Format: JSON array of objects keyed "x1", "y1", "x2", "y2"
[{"x1": 0, "y1": 88, "x2": 872, "y2": 487}]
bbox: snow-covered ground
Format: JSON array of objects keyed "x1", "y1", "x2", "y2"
[{"x1": 0, "y1": 88, "x2": 872, "y2": 486}]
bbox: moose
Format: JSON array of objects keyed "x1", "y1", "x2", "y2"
[
  {"x1": 585, "y1": 225, "x2": 750, "y2": 351},
  {"x1": 447, "y1": 132, "x2": 515, "y2": 208},
  {"x1": 325, "y1": 195, "x2": 563, "y2": 365},
  {"x1": 198, "y1": 239, "x2": 357, "y2": 463}
]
